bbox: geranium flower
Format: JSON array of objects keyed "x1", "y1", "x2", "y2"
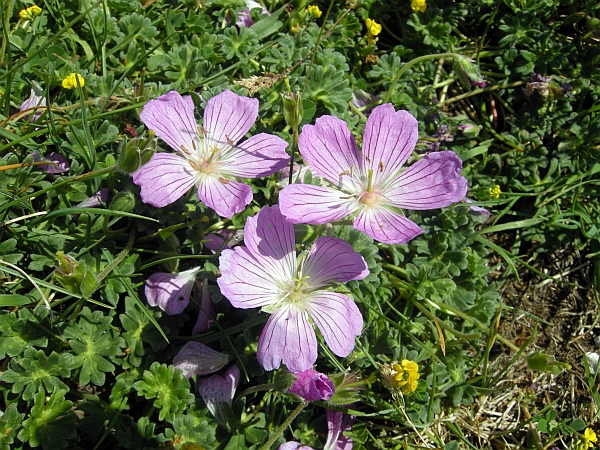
[
  {"x1": 278, "y1": 409, "x2": 354, "y2": 450},
  {"x1": 145, "y1": 267, "x2": 200, "y2": 315},
  {"x1": 133, "y1": 90, "x2": 289, "y2": 218},
  {"x1": 217, "y1": 205, "x2": 368, "y2": 372},
  {"x1": 31, "y1": 151, "x2": 70, "y2": 174},
  {"x1": 279, "y1": 105, "x2": 467, "y2": 244},
  {"x1": 20, "y1": 86, "x2": 46, "y2": 123}
]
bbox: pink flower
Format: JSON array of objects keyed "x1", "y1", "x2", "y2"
[
  {"x1": 279, "y1": 105, "x2": 468, "y2": 244},
  {"x1": 217, "y1": 205, "x2": 368, "y2": 372},
  {"x1": 191, "y1": 282, "x2": 215, "y2": 334},
  {"x1": 287, "y1": 369, "x2": 335, "y2": 402},
  {"x1": 173, "y1": 341, "x2": 228, "y2": 378},
  {"x1": 133, "y1": 90, "x2": 289, "y2": 218},
  {"x1": 144, "y1": 267, "x2": 200, "y2": 315},
  {"x1": 197, "y1": 365, "x2": 240, "y2": 425},
  {"x1": 323, "y1": 409, "x2": 354, "y2": 450}
]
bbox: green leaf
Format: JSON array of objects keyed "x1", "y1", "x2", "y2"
[
  {"x1": 160, "y1": 413, "x2": 217, "y2": 448},
  {"x1": 527, "y1": 352, "x2": 571, "y2": 375},
  {"x1": 0, "y1": 403, "x2": 25, "y2": 448},
  {"x1": 17, "y1": 388, "x2": 77, "y2": 449},
  {"x1": 0, "y1": 307, "x2": 49, "y2": 359},
  {"x1": 64, "y1": 307, "x2": 125, "y2": 386},
  {"x1": 133, "y1": 362, "x2": 195, "y2": 421},
  {"x1": 1, "y1": 348, "x2": 72, "y2": 401}
]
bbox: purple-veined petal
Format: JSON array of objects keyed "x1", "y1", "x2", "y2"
[
  {"x1": 305, "y1": 292, "x2": 362, "y2": 357},
  {"x1": 362, "y1": 104, "x2": 419, "y2": 187},
  {"x1": 279, "y1": 184, "x2": 356, "y2": 224},
  {"x1": 192, "y1": 284, "x2": 215, "y2": 334},
  {"x1": 144, "y1": 267, "x2": 200, "y2": 315},
  {"x1": 197, "y1": 365, "x2": 240, "y2": 420},
  {"x1": 197, "y1": 174, "x2": 252, "y2": 218},
  {"x1": 243, "y1": 205, "x2": 296, "y2": 280},
  {"x1": 298, "y1": 115, "x2": 363, "y2": 187},
  {"x1": 287, "y1": 369, "x2": 335, "y2": 402},
  {"x1": 324, "y1": 409, "x2": 355, "y2": 450},
  {"x1": 217, "y1": 247, "x2": 285, "y2": 309},
  {"x1": 140, "y1": 91, "x2": 199, "y2": 154},
  {"x1": 257, "y1": 305, "x2": 317, "y2": 372},
  {"x1": 203, "y1": 89, "x2": 258, "y2": 148},
  {"x1": 133, "y1": 153, "x2": 197, "y2": 208},
  {"x1": 203, "y1": 229, "x2": 244, "y2": 253},
  {"x1": 385, "y1": 150, "x2": 468, "y2": 209},
  {"x1": 222, "y1": 133, "x2": 290, "y2": 178},
  {"x1": 302, "y1": 237, "x2": 369, "y2": 287},
  {"x1": 354, "y1": 206, "x2": 424, "y2": 245},
  {"x1": 173, "y1": 341, "x2": 228, "y2": 378}
]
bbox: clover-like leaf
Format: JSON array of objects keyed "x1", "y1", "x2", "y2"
[
  {"x1": 1, "y1": 348, "x2": 72, "y2": 401},
  {"x1": 17, "y1": 388, "x2": 77, "y2": 449},
  {"x1": 133, "y1": 362, "x2": 195, "y2": 422},
  {"x1": 64, "y1": 307, "x2": 125, "y2": 386}
]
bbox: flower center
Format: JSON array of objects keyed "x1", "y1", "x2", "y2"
[{"x1": 184, "y1": 138, "x2": 221, "y2": 175}]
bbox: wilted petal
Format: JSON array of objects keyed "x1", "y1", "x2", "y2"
[
  {"x1": 20, "y1": 88, "x2": 46, "y2": 123},
  {"x1": 305, "y1": 292, "x2": 362, "y2": 357},
  {"x1": 303, "y1": 237, "x2": 369, "y2": 287},
  {"x1": 133, "y1": 153, "x2": 197, "y2": 207},
  {"x1": 279, "y1": 184, "x2": 356, "y2": 224},
  {"x1": 324, "y1": 409, "x2": 355, "y2": 450},
  {"x1": 197, "y1": 175, "x2": 252, "y2": 219},
  {"x1": 257, "y1": 305, "x2": 317, "y2": 372},
  {"x1": 278, "y1": 443, "x2": 313, "y2": 450},
  {"x1": 223, "y1": 133, "x2": 290, "y2": 178},
  {"x1": 192, "y1": 284, "x2": 215, "y2": 334},
  {"x1": 197, "y1": 365, "x2": 240, "y2": 420},
  {"x1": 204, "y1": 89, "x2": 258, "y2": 148},
  {"x1": 173, "y1": 341, "x2": 228, "y2": 378},
  {"x1": 354, "y1": 207, "x2": 424, "y2": 245},
  {"x1": 385, "y1": 151, "x2": 468, "y2": 209},
  {"x1": 31, "y1": 151, "x2": 70, "y2": 174},
  {"x1": 203, "y1": 229, "x2": 243, "y2": 253},
  {"x1": 140, "y1": 91, "x2": 199, "y2": 154},
  {"x1": 145, "y1": 267, "x2": 200, "y2": 315},
  {"x1": 298, "y1": 115, "x2": 362, "y2": 187},
  {"x1": 217, "y1": 247, "x2": 285, "y2": 309},
  {"x1": 362, "y1": 104, "x2": 419, "y2": 186},
  {"x1": 287, "y1": 369, "x2": 335, "y2": 402},
  {"x1": 76, "y1": 188, "x2": 109, "y2": 208},
  {"x1": 461, "y1": 198, "x2": 491, "y2": 219}
]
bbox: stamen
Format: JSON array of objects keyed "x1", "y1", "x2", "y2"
[
  {"x1": 379, "y1": 161, "x2": 384, "y2": 172},
  {"x1": 225, "y1": 134, "x2": 234, "y2": 145},
  {"x1": 339, "y1": 170, "x2": 349, "y2": 177},
  {"x1": 200, "y1": 126, "x2": 207, "y2": 137},
  {"x1": 367, "y1": 169, "x2": 374, "y2": 192},
  {"x1": 218, "y1": 177, "x2": 230, "y2": 184},
  {"x1": 189, "y1": 160, "x2": 202, "y2": 171},
  {"x1": 180, "y1": 145, "x2": 191, "y2": 155}
]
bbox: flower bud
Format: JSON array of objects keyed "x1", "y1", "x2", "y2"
[
  {"x1": 454, "y1": 55, "x2": 486, "y2": 89},
  {"x1": 54, "y1": 251, "x2": 99, "y2": 298},
  {"x1": 116, "y1": 131, "x2": 156, "y2": 174},
  {"x1": 283, "y1": 91, "x2": 303, "y2": 129},
  {"x1": 286, "y1": 369, "x2": 335, "y2": 402}
]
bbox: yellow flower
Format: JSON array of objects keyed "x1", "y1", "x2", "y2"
[
  {"x1": 62, "y1": 73, "x2": 85, "y2": 89},
  {"x1": 410, "y1": 0, "x2": 427, "y2": 13},
  {"x1": 575, "y1": 428, "x2": 598, "y2": 450},
  {"x1": 307, "y1": 5, "x2": 322, "y2": 19},
  {"x1": 392, "y1": 360, "x2": 420, "y2": 394},
  {"x1": 365, "y1": 18, "x2": 382, "y2": 37},
  {"x1": 488, "y1": 185, "x2": 501, "y2": 199},
  {"x1": 19, "y1": 5, "x2": 42, "y2": 20}
]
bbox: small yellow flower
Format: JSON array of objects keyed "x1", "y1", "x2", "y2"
[
  {"x1": 392, "y1": 360, "x2": 420, "y2": 394},
  {"x1": 488, "y1": 185, "x2": 501, "y2": 199},
  {"x1": 62, "y1": 73, "x2": 85, "y2": 89},
  {"x1": 307, "y1": 5, "x2": 322, "y2": 19},
  {"x1": 19, "y1": 5, "x2": 42, "y2": 20},
  {"x1": 575, "y1": 428, "x2": 598, "y2": 450},
  {"x1": 365, "y1": 18, "x2": 382, "y2": 37},
  {"x1": 410, "y1": 0, "x2": 427, "y2": 13}
]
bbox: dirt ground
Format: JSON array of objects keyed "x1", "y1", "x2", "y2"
[{"x1": 447, "y1": 238, "x2": 600, "y2": 449}]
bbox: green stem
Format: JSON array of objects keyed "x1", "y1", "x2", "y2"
[
  {"x1": 260, "y1": 402, "x2": 307, "y2": 450},
  {"x1": 238, "y1": 383, "x2": 276, "y2": 398},
  {"x1": 384, "y1": 52, "x2": 461, "y2": 103}
]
